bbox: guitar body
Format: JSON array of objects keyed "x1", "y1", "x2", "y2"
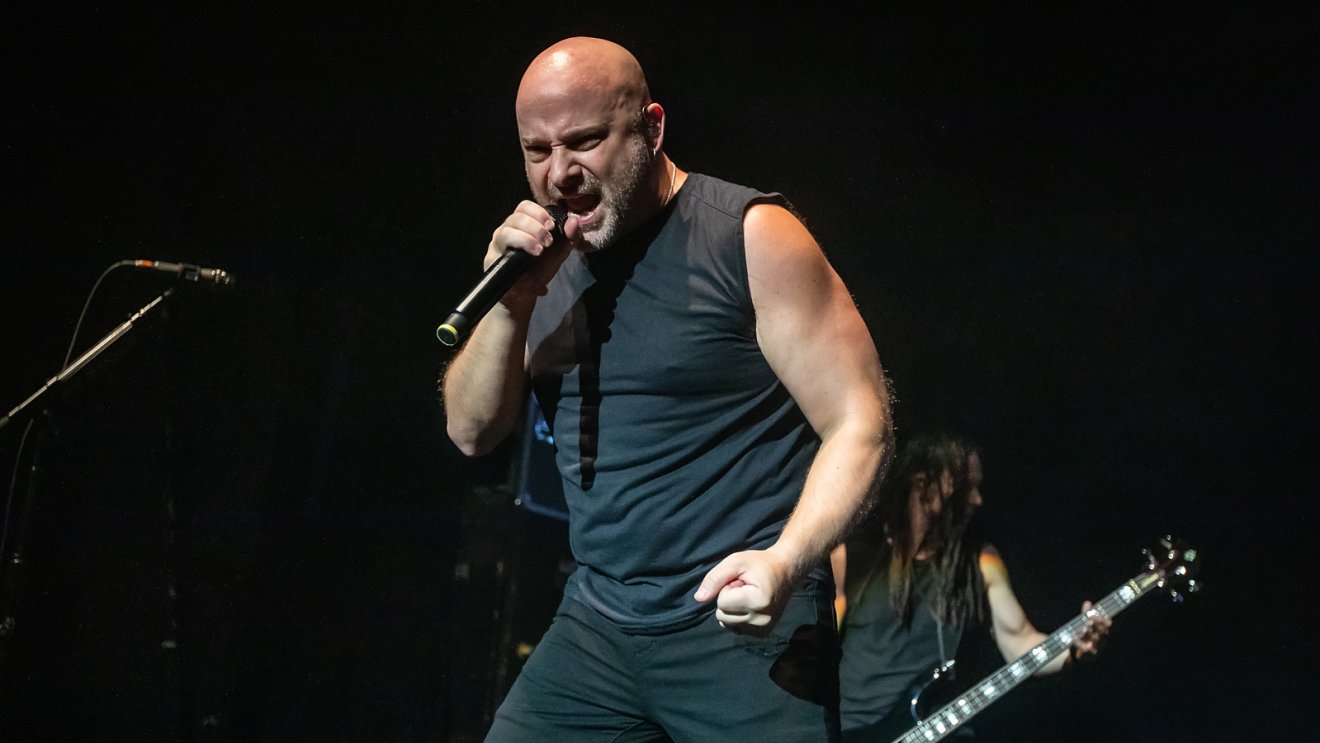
[
  {"x1": 842, "y1": 662, "x2": 964, "y2": 742},
  {"x1": 906, "y1": 661, "x2": 962, "y2": 729}
]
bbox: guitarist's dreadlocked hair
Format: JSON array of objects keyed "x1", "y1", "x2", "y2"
[{"x1": 876, "y1": 432, "x2": 986, "y2": 626}]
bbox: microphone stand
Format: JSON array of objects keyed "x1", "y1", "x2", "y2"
[
  {"x1": 1, "y1": 287, "x2": 175, "y2": 433},
  {"x1": 0, "y1": 286, "x2": 177, "y2": 687}
]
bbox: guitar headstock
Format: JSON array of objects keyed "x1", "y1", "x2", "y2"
[{"x1": 1141, "y1": 535, "x2": 1201, "y2": 603}]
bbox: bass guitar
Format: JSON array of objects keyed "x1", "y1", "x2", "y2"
[{"x1": 888, "y1": 535, "x2": 1200, "y2": 743}]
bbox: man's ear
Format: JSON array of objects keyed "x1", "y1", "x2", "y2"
[{"x1": 643, "y1": 102, "x2": 665, "y2": 155}]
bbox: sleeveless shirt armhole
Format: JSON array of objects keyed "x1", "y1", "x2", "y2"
[{"x1": 738, "y1": 194, "x2": 797, "y2": 323}]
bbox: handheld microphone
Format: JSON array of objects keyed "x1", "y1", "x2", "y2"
[
  {"x1": 132, "y1": 259, "x2": 235, "y2": 288},
  {"x1": 436, "y1": 204, "x2": 567, "y2": 347}
]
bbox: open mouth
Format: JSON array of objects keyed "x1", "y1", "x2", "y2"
[{"x1": 561, "y1": 194, "x2": 602, "y2": 225}]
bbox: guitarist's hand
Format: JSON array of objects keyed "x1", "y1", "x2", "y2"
[
  {"x1": 694, "y1": 548, "x2": 795, "y2": 633},
  {"x1": 1069, "y1": 600, "x2": 1113, "y2": 664}
]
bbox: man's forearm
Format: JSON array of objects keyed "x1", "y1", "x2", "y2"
[
  {"x1": 442, "y1": 303, "x2": 533, "y2": 456},
  {"x1": 769, "y1": 418, "x2": 891, "y2": 581}
]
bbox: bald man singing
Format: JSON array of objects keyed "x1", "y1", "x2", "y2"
[{"x1": 442, "y1": 37, "x2": 892, "y2": 741}]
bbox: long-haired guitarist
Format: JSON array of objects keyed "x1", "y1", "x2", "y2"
[{"x1": 832, "y1": 433, "x2": 1112, "y2": 740}]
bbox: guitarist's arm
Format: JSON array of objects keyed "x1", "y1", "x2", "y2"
[
  {"x1": 979, "y1": 545, "x2": 1111, "y2": 676},
  {"x1": 831, "y1": 543, "x2": 848, "y2": 627}
]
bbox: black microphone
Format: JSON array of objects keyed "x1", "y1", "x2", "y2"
[
  {"x1": 132, "y1": 259, "x2": 235, "y2": 288},
  {"x1": 436, "y1": 204, "x2": 567, "y2": 347}
]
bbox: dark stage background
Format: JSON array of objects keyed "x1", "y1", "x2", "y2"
[{"x1": 1, "y1": 6, "x2": 1314, "y2": 741}]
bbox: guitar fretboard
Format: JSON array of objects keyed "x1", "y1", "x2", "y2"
[{"x1": 893, "y1": 568, "x2": 1163, "y2": 743}]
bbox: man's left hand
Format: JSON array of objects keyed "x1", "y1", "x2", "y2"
[
  {"x1": 694, "y1": 548, "x2": 795, "y2": 632},
  {"x1": 1070, "y1": 600, "x2": 1114, "y2": 663}
]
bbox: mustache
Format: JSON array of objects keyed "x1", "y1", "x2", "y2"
[{"x1": 549, "y1": 179, "x2": 602, "y2": 201}]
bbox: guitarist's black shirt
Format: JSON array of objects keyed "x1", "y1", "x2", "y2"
[{"x1": 838, "y1": 540, "x2": 986, "y2": 736}]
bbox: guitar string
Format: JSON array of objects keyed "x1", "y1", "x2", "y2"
[{"x1": 903, "y1": 577, "x2": 1153, "y2": 742}]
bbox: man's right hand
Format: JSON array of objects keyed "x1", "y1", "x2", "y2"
[{"x1": 485, "y1": 201, "x2": 578, "y2": 311}]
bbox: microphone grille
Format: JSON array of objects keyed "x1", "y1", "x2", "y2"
[{"x1": 543, "y1": 204, "x2": 569, "y2": 236}]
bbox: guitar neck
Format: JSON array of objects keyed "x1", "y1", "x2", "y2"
[{"x1": 893, "y1": 568, "x2": 1164, "y2": 743}]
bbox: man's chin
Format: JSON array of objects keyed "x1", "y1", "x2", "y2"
[
  {"x1": 579, "y1": 237, "x2": 611, "y2": 253},
  {"x1": 577, "y1": 216, "x2": 618, "y2": 252}
]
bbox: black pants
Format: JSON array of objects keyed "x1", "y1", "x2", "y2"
[{"x1": 487, "y1": 585, "x2": 840, "y2": 742}]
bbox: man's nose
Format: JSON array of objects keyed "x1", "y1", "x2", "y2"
[{"x1": 548, "y1": 148, "x2": 582, "y2": 190}]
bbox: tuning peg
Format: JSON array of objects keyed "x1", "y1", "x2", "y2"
[
  {"x1": 1169, "y1": 590, "x2": 1184, "y2": 604},
  {"x1": 1186, "y1": 580, "x2": 1201, "y2": 594},
  {"x1": 1160, "y1": 536, "x2": 1173, "y2": 549},
  {"x1": 1142, "y1": 547, "x2": 1156, "y2": 569}
]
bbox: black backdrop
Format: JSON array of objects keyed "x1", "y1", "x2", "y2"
[{"x1": 1, "y1": 5, "x2": 1314, "y2": 741}]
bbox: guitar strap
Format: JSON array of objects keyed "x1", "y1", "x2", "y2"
[
  {"x1": 933, "y1": 604, "x2": 967, "y2": 670},
  {"x1": 935, "y1": 615, "x2": 948, "y2": 664}
]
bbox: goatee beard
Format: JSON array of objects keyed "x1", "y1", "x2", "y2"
[{"x1": 543, "y1": 133, "x2": 653, "y2": 253}]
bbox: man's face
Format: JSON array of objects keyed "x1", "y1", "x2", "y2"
[
  {"x1": 517, "y1": 86, "x2": 653, "y2": 252},
  {"x1": 966, "y1": 451, "x2": 984, "y2": 515},
  {"x1": 910, "y1": 469, "x2": 955, "y2": 533}
]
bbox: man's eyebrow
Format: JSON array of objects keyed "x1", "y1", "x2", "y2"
[
  {"x1": 561, "y1": 123, "x2": 608, "y2": 139},
  {"x1": 521, "y1": 123, "x2": 610, "y2": 147}
]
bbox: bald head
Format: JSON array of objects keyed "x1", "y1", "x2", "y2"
[
  {"x1": 516, "y1": 37, "x2": 651, "y2": 121},
  {"x1": 514, "y1": 37, "x2": 672, "y2": 252}
]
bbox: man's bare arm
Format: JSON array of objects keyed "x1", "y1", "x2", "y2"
[
  {"x1": 695, "y1": 203, "x2": 892, "y2": 628},
  {"x1": 443, "y1": 201, "x2": 575, "y2": 456}
]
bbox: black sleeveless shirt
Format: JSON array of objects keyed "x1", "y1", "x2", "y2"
[
  {"x1": 838, "y1": 541, "x2": 986, "y2": 733},
  {"x1": 525, "y1": 173, "x2": 821, "y2": 633}
]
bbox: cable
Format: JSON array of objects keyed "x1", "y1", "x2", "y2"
[
  {"x1": 2, "y1": 261, "x2": 133, "y2": 599},
  {"x1": 63, "y1": 260, "x2": 135, "y2": 368},
  {"x1": 0, "y1": 420, "x2": 35, "y2": 585}
]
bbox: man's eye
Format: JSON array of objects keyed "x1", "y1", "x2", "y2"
[
  {"x1": 524, "y1": 146, "x2": 551, "y2": 161},
  {"x1": 571, "y1": 137, "x2": 602, "y2": 151}
]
